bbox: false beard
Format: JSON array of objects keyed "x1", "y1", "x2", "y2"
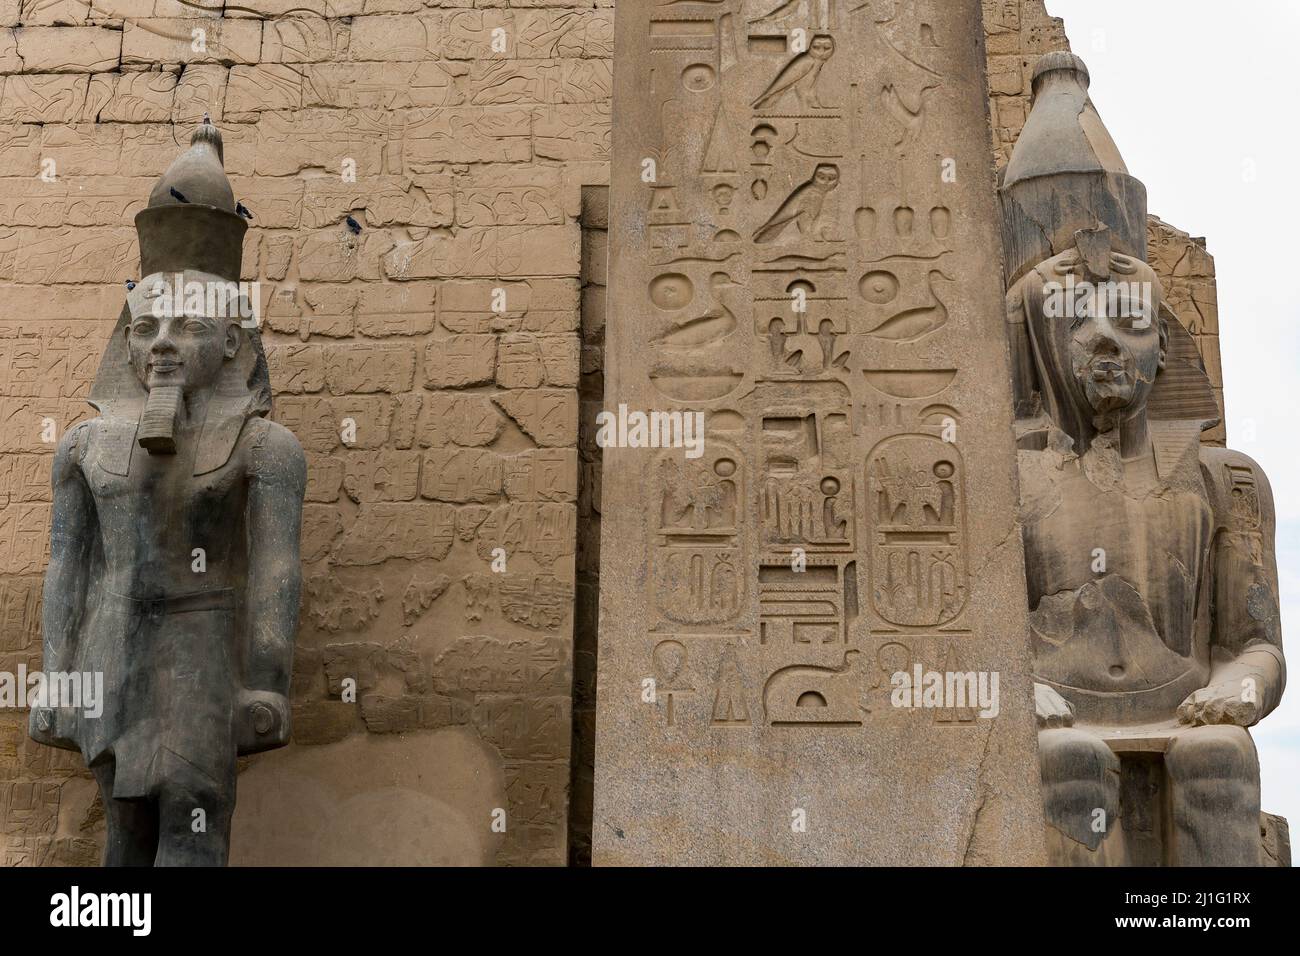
[{"x1": 137, "y1": 385, "x2": 181, "y2": 454}]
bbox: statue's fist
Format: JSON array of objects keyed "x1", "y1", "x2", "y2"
[
  {"x1": 27, "y1": 706, "x2": 75, "y2": 750},
  {"x1": 237, "y1": 690, "x2": 290, "y2": 753},
  {"x1": 1177, "y1": 681, "x2": 1261, "y2": 728},
  {"x1": 1034, "y1": 682, "x2": 1074, "y2": 729},
  {"x1": 29, "y1": 707, "x2": 59, "y2": 749}
]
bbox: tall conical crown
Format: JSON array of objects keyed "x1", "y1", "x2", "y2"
[
  {"x1": 134, "y1": 117, "x2": 246, "y2": 281},
  {"x1": 1000, "y1": 52, "x2": 1148, "y2": 285}
]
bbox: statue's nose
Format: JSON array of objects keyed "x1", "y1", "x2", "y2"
[
  {"x1": 1082, "y1": 307, "x2": 1124, "y2": 345},
  {"x1": 151, "y1": 329, "x2": 178, "y2": 353},
  {"x1": 155, "y1": 316, "x2": 183, "y2": 344}
]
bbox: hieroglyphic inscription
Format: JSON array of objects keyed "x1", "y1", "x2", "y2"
[{"x1": 595, "y1": 0, "x2": 1043, "y2": 865}]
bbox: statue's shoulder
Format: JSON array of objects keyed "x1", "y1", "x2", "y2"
[
  {"x1": 1198, "y1": 445, "x2": 1275, "y2": 530},
  {"x1": 52, "y1": 417, "x2": 99, "y2": 476},
  {"x1": 63, "y1": 415, "x2": 99, "y2": 443},
  {"x1": 237, "y1": 414, "x2": 301, "y2": 451},
  {"x1": 241, "y1": 416, "x2": 306, "y2": 483}
]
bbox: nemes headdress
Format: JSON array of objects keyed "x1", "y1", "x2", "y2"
[
  {"x1": 89, "y1": 118, "x2": 272, "y2": 475},
  {"x1": 1001, "y1": 53, "x2": 1220, "y2": 475}
]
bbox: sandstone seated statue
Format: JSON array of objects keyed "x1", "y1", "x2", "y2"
[{"x1": 1002, "y1": 53, "x2": 1287, "y2": 866}]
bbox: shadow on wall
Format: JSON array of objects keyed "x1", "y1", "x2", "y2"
[
  {"x1": 231, "y1": 727, "x2": 506, "y2": 866},
  {"x1": 568, "y1": 185, "x2": 609, "y2": 866}
]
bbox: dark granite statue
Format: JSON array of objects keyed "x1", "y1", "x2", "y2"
[
  {"x1": 1003, "y1": 54, "x2": 1286, "y2": 865},
  {"x1": 29, "y1": 120, "x2": 306, "y2": 866}
]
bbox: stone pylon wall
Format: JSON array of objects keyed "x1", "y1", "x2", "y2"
[
  {"x1": 0, "y1": 0, "x2": 1229, "y2": 866},
  {"x1": 0, "y1": 0, "x2": 611, "y2": 866}
]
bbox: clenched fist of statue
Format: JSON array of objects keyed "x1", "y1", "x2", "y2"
[
  {"x1": 1034, "y1": 682, "x2": 1075, "y2": 729},
  {"x1": 237, "y1": 689, "x2": 291, "y2": 753}
]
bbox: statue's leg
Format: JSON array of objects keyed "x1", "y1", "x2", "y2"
[
  {"x1": 1165, "y1": 725, "x2": 1260, "y2": 866},
  {"x1": 90, "y1": 761, "x2": 158, "y2": 867},
  {"x1": 152, "y1": 753, "x2": 235, "y2": 867},
  {"x1": 1039, "y1": 727, "x2": 1122, "y2": 865}
]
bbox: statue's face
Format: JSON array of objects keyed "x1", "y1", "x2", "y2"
[
  {"x1": 1027, "y1": 249, "x2": 1166, "y2": 425},
  {"x1": 127, "y1": 272, "x2": 240, "y2": 394}
]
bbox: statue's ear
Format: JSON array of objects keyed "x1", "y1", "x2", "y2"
[{"x1": 223, "y1": 321, "x2": 241, "y2": 360}]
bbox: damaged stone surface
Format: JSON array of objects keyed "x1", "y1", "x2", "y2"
[{"x1": 592, "y1": 0, "x2": 1045, "y2": 866}]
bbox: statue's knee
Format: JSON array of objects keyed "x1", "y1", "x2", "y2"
[
  {"x1": 1040, "y1": 728, "x2": 1119, "y2": 786},
  {"x1": 1166, "y1": 726, "x2": 1258, "y2": 786},
  {"x1": 1039, "y1": 729, "x2": 1119, "y2": 847}
]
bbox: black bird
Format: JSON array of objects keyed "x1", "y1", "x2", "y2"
[
  {"x1": 126, "y1": 280, "x2": 136, "y2": 291},
  {"x1": 236, "y1": 201, "x2": 253, "y2": 220},
  {"x1": 170, "y1": 187, "x2": 189, "y2": 204},
  {"x1": 345, "y1": 216, "x2": 362, "y2": 235}
]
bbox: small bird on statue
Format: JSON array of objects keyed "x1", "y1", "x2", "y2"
[
  {"x1": 345, "y1": 216, "x2": 362, "y2": 235},
  {"x1": 169, "y1": 187, "x2": 189, "y2": 204},
  {"x1": 236, "y1": 202, "x2": 253, "y2": 220}
]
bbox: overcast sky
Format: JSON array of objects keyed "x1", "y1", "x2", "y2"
[{"x1": 1048, "y1": 0, "x2": 1300, "y2": 846}]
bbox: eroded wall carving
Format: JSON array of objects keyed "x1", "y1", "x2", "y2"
[{"x1": 0, "y1": 0, "x2": 608, "y2": 866}]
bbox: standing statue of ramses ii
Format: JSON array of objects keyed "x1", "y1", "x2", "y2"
[{"x1": 28, "y1": 119, "x2": 306, "y2": 866}]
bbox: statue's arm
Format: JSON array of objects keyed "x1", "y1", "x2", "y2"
[
  {"x1": 31, "y1": 422, "x2": 96, "y2": 748},
  {"x1": 1179, "y1": 448, "x2": 1285, "y2": 727},
  {"x1": 237, "y1": 419, "x2": 306, "y2": 753}
]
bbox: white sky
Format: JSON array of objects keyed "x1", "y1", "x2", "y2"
[{"x1": 1048, "y1": 0, "x2": 1300, "y2": 847}]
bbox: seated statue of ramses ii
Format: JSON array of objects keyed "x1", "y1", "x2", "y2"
[{"x1": 1001, "y1": 53, "x2": 1286, "y2": 865}]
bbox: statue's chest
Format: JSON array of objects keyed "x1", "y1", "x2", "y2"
[
  {"x1": 85, "y1": 426, "x2": 246, "y2": 532},
  {"x1": 1022, "y1": 458, "x2": 1213, "y2": 614}
]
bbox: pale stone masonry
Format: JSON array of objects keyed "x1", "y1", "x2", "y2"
[{"x1": 0, "y1": 0, "x2": 1232, "y2": 865}]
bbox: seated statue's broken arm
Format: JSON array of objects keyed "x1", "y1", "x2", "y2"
[{"x1": 1182, "y1": 449, "x2": 1287, "y2": 727}]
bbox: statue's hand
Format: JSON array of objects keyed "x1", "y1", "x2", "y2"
[
  {"x1": 1177, "y1": 681, "x2": 1262, "y2": 728},
  {"x1": 1034, "y1": 682, "x2": 1074, "y2": 729},
  {"x1": 28, "y1": 706, "x2": 77, "y2": 750},
  {"x1": 236, "y1": 689, "x2": 291, "y2": 753}
]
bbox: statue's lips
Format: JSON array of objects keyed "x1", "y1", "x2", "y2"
[
  {"x1": 149, "y1": 361, "x2": 182, "y2": 373},
  {"x1": 1089, "y1": 359, "x2": 1125, "y2": 382}
]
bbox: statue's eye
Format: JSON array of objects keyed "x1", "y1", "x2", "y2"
[
  {"x1": 131, "y1": 320, "x2": 157, "y2": 336},
  {"x1": 183, "y1": 320, "x2": 208, "y2": 333},
  {"x1": 1116, "y1": 306, "x2": 1154, "y2": 331}
]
